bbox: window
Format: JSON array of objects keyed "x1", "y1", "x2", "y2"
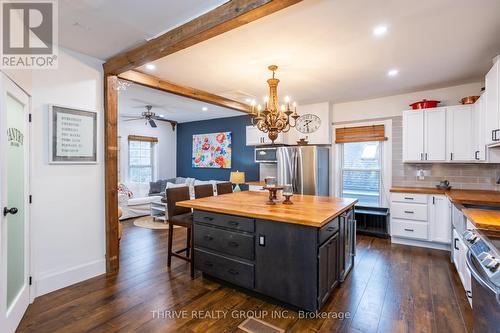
[
  {"x1": 128, "y1": 140, "x2": 154, "y2": 183},
  {"x1": 341, "y1": 141, "x2": 381, "y2": 207}
]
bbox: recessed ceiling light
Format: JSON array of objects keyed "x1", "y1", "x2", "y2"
[
  {"x1": 159, "y1": 114, "x2": 164, "y2": 118},
  {"x1": 145, "y1": 63, "x2": 156, "y2": 70},
  {"x1": 245, "y1": 98, "x2": 252, "y2": 103},
  {"x1": 373, "y1": 25, "x2": 388, "y2": 37},
  {"x1": 202, "y1": 107, "x2": 208, "y2": 111},
  {"x1": 387, "y1": 69, "x2": 399, "y2": 77}
]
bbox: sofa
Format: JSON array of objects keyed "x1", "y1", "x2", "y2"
[
  {"x1": 118, "y1": 177, "x2": 226, "y2": 220},
  {"x1": 118, "y1": 182, "x2": 162, "y2": 220}
]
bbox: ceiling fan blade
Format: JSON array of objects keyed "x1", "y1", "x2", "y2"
[
  {"x1": 149, "y1": 119, "x2": 157, "y2": 128},
  {"x1": 123, "y1": 118, "x2": 142, "y2": 122},
  {"x1": 120, "y1": 115, "x2": 143, "y2": 118}
]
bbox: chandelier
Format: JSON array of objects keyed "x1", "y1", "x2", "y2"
[{"x1": 249, "y1": 65, "x2": 299, "y2": 143}]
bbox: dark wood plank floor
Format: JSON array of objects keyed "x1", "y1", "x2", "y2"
[{"x1": 18, "y1": 220, "x2": 473, "y2": 333}]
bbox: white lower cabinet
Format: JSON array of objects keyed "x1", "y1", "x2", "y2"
[
  {"x1": 452, "y1": 229, "x2": 472, "y2": 306},
  {"x1": 390, "y1": 192, "x2": 451, "y2": 247}
]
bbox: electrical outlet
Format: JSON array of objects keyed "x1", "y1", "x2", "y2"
[{"x1": 417, "y1": 169, "x2": 425, "y2": 180}]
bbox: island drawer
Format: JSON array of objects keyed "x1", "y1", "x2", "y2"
[
  {"x1": 194, "y1": 210, "x2": 255, "y2": 232},
  {"x1": 194, "y1": 248, "x2": 254, "y2": 289},
  {"x1": 194, "y1": 224, "x2": 254, "y2": 260},
  {"x1": 318, "y1": 218, "x2": 339, "y2": 244}
]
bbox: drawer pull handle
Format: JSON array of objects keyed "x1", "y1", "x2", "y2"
[
  {"x1": 203, "y1": 216, "x2": 214, "y2": 221},
  {"x1": 228, "y1": 269, "x2": 239, "y2": 275},
  {"x1": 404, "y1": 228, "x2": 414, "y2": 232},
  {"x1": 204, "y1": 261, "x2": 214, "y2": 267},
  {"x1": 404, "y1": 211, "x2": 414, "y2": 214},
  {"x1": 228, "y1": 241, "x2": 239, "y2": 247},
  {"x1": 326, "y1": 226, "x2": 335, "y2": 232},
  {"x1": 227, "y1": 221, "x2": 239, "y2": 226},
  {"x1": 404, "y1": 197, "x2": 414, "y2": 200},
  {"x1": 204, "y1": 235, "x2": 213, "y2": 241}
]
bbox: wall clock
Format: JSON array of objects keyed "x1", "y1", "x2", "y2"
[{"x1": 296, "y1": 114, "x2": 321, "y2": 134}]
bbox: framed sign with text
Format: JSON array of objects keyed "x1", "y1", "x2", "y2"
[{"x1": 48, "y1": 105, "x2": 97, "y2": 164}]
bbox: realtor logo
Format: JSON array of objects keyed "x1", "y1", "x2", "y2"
[{"x1": 1, "y1": 0, "x2": 58, "y2": 69}]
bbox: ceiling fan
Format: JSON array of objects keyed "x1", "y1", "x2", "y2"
[{"x1": 121, "y1": 105, "x2": 177, "y2": 130}]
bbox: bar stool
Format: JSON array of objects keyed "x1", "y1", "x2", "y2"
[
  {"x1": 194, "y1": 184, "x2": 215, "y2": 199},
  {"x1": 163, "y1": 186, "x2": 194, "y2": 278},
  {"x1": 216, "y1": 182, "x2": 233, "y2": 195}
]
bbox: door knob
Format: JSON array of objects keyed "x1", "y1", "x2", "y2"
[{"x1": 3, "y1": 207, "x2": 18, "y2": 216}]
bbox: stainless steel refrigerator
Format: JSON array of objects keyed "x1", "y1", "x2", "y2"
[{"x1": 276, "y1": 146, "x2": 329, "y2": 196}]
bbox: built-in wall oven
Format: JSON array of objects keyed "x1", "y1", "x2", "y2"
[
  {"x1": 463, "y1": 229, "x2": 500, "y2": 333},
  {"x1": 254, "y1": 147, "x2": 277, "y2": 163}
]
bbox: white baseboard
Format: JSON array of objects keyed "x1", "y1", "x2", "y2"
[
  {"x1": 34, "y1": 259, "x2": 106, "y2": 297},
  {"x1": 391, "y1": 237, "x2": 450, "y2": 251}
]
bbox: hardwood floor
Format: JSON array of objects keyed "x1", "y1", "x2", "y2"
[{"x1": 18, "y1": 220, "x2": 473, "y2": 333}]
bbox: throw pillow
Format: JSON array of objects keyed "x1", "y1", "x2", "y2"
[
  {"x1": 117, "y1": 183, "x2": 133, "y2": 198},
  {"x1": 149, "y1": 181, "x2": 162, "y2": 194}
]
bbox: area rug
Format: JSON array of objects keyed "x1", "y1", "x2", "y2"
[{"x1": 133, "y1": 216, "x2": 170, "y2": 230}]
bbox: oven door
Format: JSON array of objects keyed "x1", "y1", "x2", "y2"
[
  {"x1": 465, "y1": 251, "x2": 500, "y2": 333},
  {"x1": 255, "y1": 148, "x2": 277, "y2": 163}
]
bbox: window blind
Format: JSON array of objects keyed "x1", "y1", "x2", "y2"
[
  {"x1": 128, "y1": 135, "x2": 158, "y2": 143},
  {"x1": 335, "y1": 125, "x2": 386, "y2": 143}
]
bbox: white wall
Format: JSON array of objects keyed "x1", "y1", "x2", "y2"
[
  {"x1": 118, "y1": 119, "x2": 176, "y2": 182},
  {"x1": 4, "y1": 48, "x2": 105, "y2": 297},
  {"x1": 332, "y1": 82, "x2": 483, "y2": 123},
  {"x1": 284, "y1": 102, "x2": 331, "y2": 145}
]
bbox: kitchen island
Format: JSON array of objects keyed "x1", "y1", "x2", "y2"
[{"x1": 177, "y1": 191, "x2": 357, "y2": 311}]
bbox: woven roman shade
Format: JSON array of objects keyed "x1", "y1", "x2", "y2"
[
  {"x1": 128, "y1": 135, "x2": 158, "y2": 143},
  {"x1": 335, "y1": 125, "x2": 387, "y2": 143}
]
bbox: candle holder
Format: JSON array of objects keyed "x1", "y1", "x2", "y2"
[
  {"x1": 282, "y1": 184, "x2": 293, "y2": 205},
  {"x1": 263, "y1": 185, "x2": 283, "y2": 205},
  {"x1": 282, "y1": 194, "x2": 293, "y2": 205}
]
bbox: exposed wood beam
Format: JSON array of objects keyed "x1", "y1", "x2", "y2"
[
  {"x1": 118, "y1": 70, "x2": 252, "y2": 114},
  {"x1": 103, "y1": 0, "x2": 302, "y2": 74}
]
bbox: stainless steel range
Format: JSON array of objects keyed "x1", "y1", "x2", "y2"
[{"x1": 463, "y1": 229, "x2": 500, "y2": 332}]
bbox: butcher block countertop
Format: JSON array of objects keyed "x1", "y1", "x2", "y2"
[
  {"x1": 177, "y1": 191, "x2": 357, "y2": 227},
  {"x1": 390, "y1": 187, "x2": 500, "y2": 205},
  {"x1": 462, "y1": 209, "x2": 500, "y2": 231}
]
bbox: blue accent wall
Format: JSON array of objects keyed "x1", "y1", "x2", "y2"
[{"x1": 176, "y1": 115, "x2": 259, "y2": 187}]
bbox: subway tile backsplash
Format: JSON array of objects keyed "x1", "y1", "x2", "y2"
[{"x1": 391, "y1": 116, "x2": 500, "y2": 191}]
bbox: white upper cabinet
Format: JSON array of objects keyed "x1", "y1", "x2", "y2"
[
  {"x1": 473, "y1": 94, "x2": 487, "y2": 161},
  {"x1": 402, "y1": 110, "x2": 424, "y2": 162},
  {"x1": 428, "y1": 195, "x2": 451, "y2": 244},
  {"x1": 424, "y1": 108, "x2": 447, "y2": 161},
  {"x1": 447, "y1": 105, "x2": 475, "y2": 161},
  {"x1": 246, "y1": 125, "x2": 283, "y2": 146},
  {"x1": 485, "y1": 59, "x2": 500, "y2": 145},
  {"x1": 403, "y1": 108, "x2": 446, "y2": 162}
]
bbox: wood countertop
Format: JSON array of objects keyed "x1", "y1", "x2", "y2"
[
  {"x1": 390, "y1": 187, "x2": 500, "y2": 205},
  {"x1": 177, "y1": 191, "x2": 357, "y2": 227},
  {"x1": 462, "y1": 209, "x2": 500, "y2": 231},
  {"x1": 246, "y1": 181, "x2": 265, "y2": 186}
]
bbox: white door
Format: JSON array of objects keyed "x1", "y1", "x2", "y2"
[
  {"x1": 402, "y1": 110, "x2": 424, "y2": 161},
  {"x1": 0, "y1": 74, "x2": 30, "y2": 333},
  {"x1": 485, "y1": 60, "x2": 499, "y2": 144},
  {"x1": 428, "y1": 195, "x2": 451, "y2": 243},
  {"x1": 424, "y1": 108, "x2": 447, "y2": 161},
  {"x1": 447, "y1": 105, "x2": 474, "y2": 161}
]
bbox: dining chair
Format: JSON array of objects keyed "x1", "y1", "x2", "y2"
[
  {"x1": 216, "y1": 182, "x2": 233, "y2": 195},
  {"x1": 163, "y1": 186, "x2": 194, "y2": 278},
  {"x1": 194, "y1": 184, "x2": 214, "y2": 199}
]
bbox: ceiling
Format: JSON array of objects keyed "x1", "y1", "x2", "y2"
[
  {"x1": 58, "y1": 0, "x2": 228, "y2": 60},
  {"x1": 118, "y1": 83, "x2": 241, "y2": 123},
  {"x1": 133, "y1": 0, "x2": 500, "y2": 104}
]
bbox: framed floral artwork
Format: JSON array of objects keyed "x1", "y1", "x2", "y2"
[{"x1": 192, "y1": 132, "x2": 232, "y2": 168}]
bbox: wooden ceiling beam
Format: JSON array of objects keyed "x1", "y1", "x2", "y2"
[
  {"x1": 118, "y1": 70, "x2": 252, "y2": 114},
  {"x1": 103, "y1": 0, "x2": 302, "y2": 75}
]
